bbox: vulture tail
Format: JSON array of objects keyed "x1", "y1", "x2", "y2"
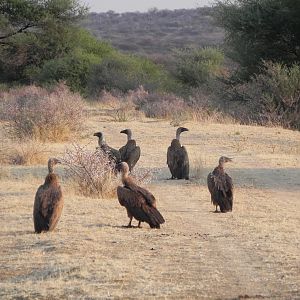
[{"x1": 148, "y1": 207, "x2": 165, "y2": 228}]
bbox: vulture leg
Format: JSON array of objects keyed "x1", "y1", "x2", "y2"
[
  {"x1": 127, "y1": 216, "x2": 133, "y2": 228},
  {"x1": 138, "y1": 221, "x2": 142, "y2": 228}
]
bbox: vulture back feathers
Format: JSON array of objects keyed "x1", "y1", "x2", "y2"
[
  {"x1": 207, "y1": 156, "x2": 233, "y2": 213},
  {"x1": 33, "y1": 158, "x2": 63, "y2": 233},
  {"x1": 119, "y1": 129, "x2": 140, "y2": 171},
  {"x1": 167, "y1": 127, "x2": 189, "y2": 180},
  {"x1": 117, "y1": 162, "x2": 165, "y2": 228}
]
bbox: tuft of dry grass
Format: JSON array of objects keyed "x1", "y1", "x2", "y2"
[
  {"x1": 190, "y1": 152, "x2": 205, "y2": 180},
  {"x1": 0, "y1": 140, "x2": 48, "y2": 165}
]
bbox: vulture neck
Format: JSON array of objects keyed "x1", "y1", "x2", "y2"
[
  {"x1": 218, "y1": 162, "x2": 225, "y2": 171},
  {"x1": 45, "y1": 173, "x2": 59, "y2": 186},
  {"x1": 175, "y1": 131, "x2": 181, "y2": 141},
  {"x1": 98, "y1": 136, "x2": 106, "y2": 147},
  {"x1": 121, "y1": 171, "x2": 130, "y2": 184},
  {"x1": 48, "y1": 164, "x2": 54, "y2": 174},
  {"x1": 126, "y1": 131, "x2": 132, "y2": 141}
]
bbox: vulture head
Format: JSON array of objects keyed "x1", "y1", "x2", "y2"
[
  {"x1": 93, "y1": 131, "x2": 105, "y2": 145},
  {"x1": 176, "y1": 127, "x2": 189, "y2": 140},
  {"x1": 48, "y1": 158, "x2": 61, "y2": 174},
  {"x1": 117, "y1": 162, "x2": 130, "y2": 177},
  {"x1": 219, "y1": 156, "x2": 233, "y2": 167},
  {"x1": 120, "y1": 129, "x2": 132, "y2": 141}
]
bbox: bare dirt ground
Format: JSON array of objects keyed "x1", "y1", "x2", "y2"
[{"x1": 1, "y1": 108, "x2": 300, "y2": 299}]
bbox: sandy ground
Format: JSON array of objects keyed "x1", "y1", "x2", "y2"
[{"x1": 0, "y1": 108, "x2": 300, "y2": 299}]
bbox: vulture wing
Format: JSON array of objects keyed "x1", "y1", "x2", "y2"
[
  {"x1": 210, "y1": 171, "x2": 233, "y2": 212},
  {"x1": 117, "y1": 186, "x2": 165, "y2": 227},
  {"x1": 33, "y1": 185, "x2": 63, "y2": 232},
  {"x1": 120, "y1": 141, "x2": 140, "y2": 170},
  {"x1": 180, "y1": 145, "x2": 189, "y2": 178}
]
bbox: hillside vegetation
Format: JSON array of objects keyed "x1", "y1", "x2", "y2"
[{"x1": 81, "y1": 8, "x2": 224, "y2": 60}]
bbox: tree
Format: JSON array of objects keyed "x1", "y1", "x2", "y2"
[
  {"x1": 215, "y1": 0, "x2": 300, "y2": 79},
  {"x1": 0, "y1": 0, "x2": 87, "y2": 83},
  {"x1": 0, "y1": 0, "x2": 87, "y2": 40}
]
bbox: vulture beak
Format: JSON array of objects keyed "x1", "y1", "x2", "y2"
[
  {"x1": 181, "y1": 127, "x2": 189, "y2": 132},
  {"x1": 120, "y1": 129, "x2": 127, "y2": 134}
]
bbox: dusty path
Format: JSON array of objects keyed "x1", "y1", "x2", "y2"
[{"x1": 0, "y1": 117, "x2": 299, "y2": 299}]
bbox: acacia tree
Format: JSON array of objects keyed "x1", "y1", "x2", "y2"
[
  {"x1": 214, "y1": 0, "x2": 300, "y2": 79},
  {"x1": 0, "y1": 0, "x2": 88, "y2": 83}
]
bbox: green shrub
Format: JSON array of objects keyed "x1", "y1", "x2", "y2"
[
  {"x1": 175, "y1": 47, "x2": 224, "y2": 87},
  {"x1": 87, "y1": 53, "x2": 171, "y2": 95},
  {"x1": 226, "y1": 61, "x2": 300, "y2": 129}
]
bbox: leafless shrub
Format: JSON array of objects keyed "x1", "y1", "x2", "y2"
[
  {"x1": 61, "y1": 143, "x2": 153, "y2": 198},
  {"x1": 134, "y1": 92, "x2": 189, "y2": 121},
  {"x1": 96, "y1": 88, "x2": 146, "y2": 121},
  {"x1": 0, "y1": 83, "x2": 85, "y2": 141}
]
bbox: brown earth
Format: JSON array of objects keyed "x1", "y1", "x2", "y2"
[{"x1": 0, "y1": 108, "x2": 299, "y2": 299}]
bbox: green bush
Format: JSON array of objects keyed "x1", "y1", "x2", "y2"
[
  {"x1": 174, "y1": 47, "x2": 224, "y2": 87},
  {"x1": 226, "y1": 61, "x2": 300, "y2": 129},
  {"x1": 33, "y1": 30, "x2": 114, "y2": 94},
  {"x1": 87, "y1": 53, "x2": 172, "y2": 95}
]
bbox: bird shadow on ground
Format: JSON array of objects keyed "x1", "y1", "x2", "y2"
[{"x1": 84, "y1": 223, "x2": 139, "y2": 229}]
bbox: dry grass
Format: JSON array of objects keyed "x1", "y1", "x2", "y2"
[
  {"x1": 0, "y1": 139, "x2": 49, "y2": 165},
  {"x1": 0, "y1": 105, "x2": 300, "y2": 299}
]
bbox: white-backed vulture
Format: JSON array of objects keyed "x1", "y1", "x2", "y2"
[
  {"x1": 117, "y1": 162, "x2": 165, "y2": 228},
  {"x1": 167, "y1": 127, "x2": 189, "y2": 180},
  {"x1": 94, "y1": 131, "x2": 121, "y2": 165},
  {"x1": 33, "y1": 158, "x2": 63, "y2": 233},
  {"x1": 119, "y1": 129, "x2": 140, "y2": 171},
  {"x1": 207, "y1": 156, "x2": 233, "y2": 213}
]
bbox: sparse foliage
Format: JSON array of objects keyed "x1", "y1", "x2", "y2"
[{"x1": 62, "y1": 143, "x2": 153, "y2": 198}]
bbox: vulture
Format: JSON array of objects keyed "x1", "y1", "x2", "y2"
[
  {"x1": 167, "y1": 127, "x2": 189, "y2": 180},
  {"x1": 207, "y1": 156, "x2": 233, "y2": 213},
  {"x1": 33, "y1": 158, "x2": 63, "y2": 233},
  {"x1": 117, "y1": 162, "x2": 165, "y2": 228},
  {"x1": 119, "y1": 129, "x2": 141, "y2": 171},
  {"x1": 93, "y1": 131, "x2": 121, "y2": 165}
]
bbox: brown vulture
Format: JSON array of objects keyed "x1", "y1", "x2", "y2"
[
  {"x1": 33, "y1": 158, "x2": 63, "y2": 233},
  {"x1": 119, "y1": 129, "x2": 141, "y2": 171},
  {"x1": 167, "y1": 127, "x2": 189, "y2": 180},
  {"x1": 93, "y1": 131, "x2": 121, "y2": 165},
  {"x1": 207, "y1": 156, "x2": 233, "y2": 213},
  {"x1": 117, "y1": 162, "x2": 165, "y2": 228}
]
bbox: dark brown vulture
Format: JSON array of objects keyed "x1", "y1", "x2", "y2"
[
  {"x1": 207, "y1": 156, "x2": 233, "y2": 213},
  {"x1": 33, "y1": 158, "x2": 63, "y2": 233},
  {"x1": 119, "y1": 129, "x2": 141, "y2": 171},
  {"x1": 167, "y1": 127, "x2": 189, "y2": 180},
  {"x1": 117, "y1": 162, "x2": 165, "y2": 228},
  {"x1": 94, "y1": 131, "x2": 121, "y2": 165}
]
